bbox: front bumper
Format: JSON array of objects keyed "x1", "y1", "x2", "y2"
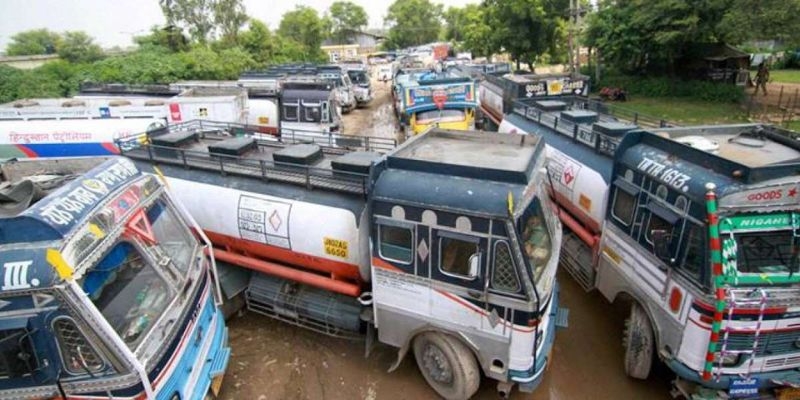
[
  {"x1": 667, "y1": 358, "x2": 800, "y2": 390},
  {"x1": 510, "y1": 283, "x2": 562, "y2": 393}
]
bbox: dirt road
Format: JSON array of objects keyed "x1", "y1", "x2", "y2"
[{"x1": 342, "y1": 70, "x2": 403, "y2": 144}]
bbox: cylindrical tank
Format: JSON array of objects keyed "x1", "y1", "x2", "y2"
[
  {"x1": 247, "y1": 98, "x2": 279, "y2": 134},
  {"x1": 166, "y1": 177, "x2": 371, "y2": 284},
  {"x1": 498, "y1": 118, "x2": 610, "y2": 235},
  {"x1": 544, "y1": 146, "x2": 609, "y2": 234}
]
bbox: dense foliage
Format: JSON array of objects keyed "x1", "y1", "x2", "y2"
[{"x1": 584, "y1": 0, "x2": 800, "y2": 74}]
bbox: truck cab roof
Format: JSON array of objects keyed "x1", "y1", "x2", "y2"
[{"x1": 373, "y1": 129, "x2": 544, "y2": 218}]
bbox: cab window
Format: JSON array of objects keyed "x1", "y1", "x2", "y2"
[
  {"x1": 439, "y1": 236, "x2": 479, "y2": 280},
  {"x1": 379, "y1": 225, "x2": 413, "y2": 264},
  {"x1": 53, "y1": 317, "x2": 105, "y2": 375},
  {"x1": 491, "y1": 241, "x2": 520, "y2": 293},
  {"x1": 283, "y1": 102, "x2": 298, "y2": 121},
  {"x1": 0, "y1": 319, "x2": 36, "y2": 379}
]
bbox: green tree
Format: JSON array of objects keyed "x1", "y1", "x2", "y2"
[
  {"x1": 217, "y1": 46, "x2": 257, "y2": 77},
  {"x1": 584, "y1": 0, "x2": 732, "y2": 74},
  {"x1": 0, "y1": 65, "x2": 26, "y2": 103},
  {"x1": 719, "y1": 0, "x2": 800, "y2": 46},
  {"x1": 328, "y1": 1, "x2": 368, "y2": 44},
  {"x1": 214, "y1": 0, "x2": 248, "y2": 43},
  {"x1": 442, "y1": 4, "x2": 492, "y2": 57},
  {"x1": 57, "y1": 31, "x2": 104, "y2": 63},
  {"x1": 159, "y1": 0, "x2": 216, "y2": 43},
  {"x1": 134, "y1": 25, "x2": 191, "y2": 52},
  {"x1": 5, "y1": 29, "x2": 62, "y2": 56},
  {"x1": 384, "y1": 0, "x2": 443, "y2": 49},
  {"x1": 239, "y1": 19, "x2": 275, "y2": 65},
  {"x1": 90, "y1": 49, "x2": 187, "y2": 83},
  {"x1": 483, "y1": 0, "x2": 568, "y2": 69},
  {"x1": 278, "y1": 6, "x2": 326, "y2": 60}
]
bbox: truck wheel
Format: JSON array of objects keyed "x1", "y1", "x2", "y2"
[
  {"x1": 413, "y1": 332, "x2": 480, "y2": 400},
  {"x1": 623, "y1": 302, "x2": 654, "y2": 379}
]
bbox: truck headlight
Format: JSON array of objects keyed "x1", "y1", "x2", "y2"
[{"x1": 713, "y1": 352, "x2": 740, "y2": 367}]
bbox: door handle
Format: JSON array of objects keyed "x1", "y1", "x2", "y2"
[{"x1": 467, "y1": 290, "x2": 482, "y2": 300}]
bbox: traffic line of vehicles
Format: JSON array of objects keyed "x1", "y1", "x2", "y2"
[
  {"x1": 472, "y1": 65, "x2": 800, "y2": 398},
  {"x1": 0, "y1": 63, "x2": 386, "y2": 158}
]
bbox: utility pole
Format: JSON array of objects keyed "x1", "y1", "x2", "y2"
[
  {"x1": 574, "y1": 0, "x2": 582, "y2": 74},
  {"x1": 567, "y1": 0, "x2": 575, "y2": 73}
]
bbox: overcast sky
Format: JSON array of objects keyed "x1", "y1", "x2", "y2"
[{"x1": 0, "y1": 0, "x2": 480, "y2": 50}]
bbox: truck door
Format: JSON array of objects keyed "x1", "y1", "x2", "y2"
[{"x1": 430, "y1": 227, "x2": 488, "y2": 329}]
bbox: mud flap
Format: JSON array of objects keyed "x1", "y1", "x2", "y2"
[
  {"x1": 388, "y1": 341, "x2": 411, "y2": 373},
  {"x1": 554, "y1": 307, "x2": 569, "y2": 329}
]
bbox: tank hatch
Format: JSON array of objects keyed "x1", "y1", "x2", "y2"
[
  {"x1": 331, "y1": 151, "x2": 382, "y2": 175},
  {"x1": 593, "y1": 122, "x2": 638, "y2": 137},
  {"x1": 534, "y1": 100, "x2": 568, "y2": 112},
  {"x1": 208, "y1": 137, "x2": 258, "y2": 157},
  {"x1": 273, "y1": 144, "x2": 323, "y2": 165},
  {"x1": 561, "y1": 110, "x2": 598, "y2": 125},
  {"x1": 151, "y1": 130, "x2": 200, "y2": 158}
]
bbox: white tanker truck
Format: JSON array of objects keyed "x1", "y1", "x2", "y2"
[
  {"x1": 495, "y1": 92, "x2": 800, "y2": 397},
  {"x1": 115, "y1": 127, "x2": 567, "y2": 399}
]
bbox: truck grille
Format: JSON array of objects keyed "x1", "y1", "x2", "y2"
[{"x1": 725, "y1": 329, "x2": 800, "y2": 358}]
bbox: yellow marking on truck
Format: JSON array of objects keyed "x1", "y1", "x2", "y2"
[
  {"x1": 88, "y1": 223, "x2": 105, "y2": 239},
  {"x1": 46, "y1": 249, "x2": 73, "y2": 280},
  {"x1": 324, "y1": 237, "x2": 349, "y2": 258},
  {"x1": 258, "y1": 116, "x2": 269, "y2": 124},
  {"x1": 579, "y1": 194, "x2": 591, "y2": 212},
  {"x1": 602, "y1": 246, "x2": 621, "y2": 265}
]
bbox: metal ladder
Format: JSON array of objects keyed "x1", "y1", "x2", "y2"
[{"x1": 714, "y1": 287, "x2": 768, "y2": 381}]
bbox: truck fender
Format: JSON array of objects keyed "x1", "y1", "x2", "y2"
[
  {"x1": 613, "y1": 292, "x2": 663, "y2": 352},
  {"x1": 387, "y1": 326, "x2": 480, "y2": 373}
]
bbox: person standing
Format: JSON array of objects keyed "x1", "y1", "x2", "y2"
[{"x1": 755, "y1": 62, "x2": 770, "y2": 96}]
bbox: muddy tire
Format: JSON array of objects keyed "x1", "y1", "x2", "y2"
[
  {"x1": 623, "y1": 302, "x2": 654, "y2": 379},
  {"x1": 413, "y1": 332, "x2": 480, "y2": 400}
]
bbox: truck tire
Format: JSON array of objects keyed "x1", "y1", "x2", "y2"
[
  {"x1": 623, "y1": 302, "x2": 654, "y2": 379},
  {"x1": 412, "y1": 332, "x2": 480, "y2": 400}
]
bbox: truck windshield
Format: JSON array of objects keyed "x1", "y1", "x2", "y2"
[
  {"x1": 720, "y1": 213, "x2": 800, "y2": 276},
  {"x1": 517, "y1": 199, "x2": 552, "y2": 280},
  {"x1": 416, "y1": 109, "x2": 466, "y2": 124},
  {"x1": 348, "y1": 71, "x2": 368, "y2": 85},
  {"x1": 80, "y1": 197, "x2": 193, "y2": 350},
  {"x1": 82, "y1": 241, "x2": 173, "y2": 349},
  {"x1": 147, "y1": 199, "x2": 197, "y2": 273},
  {"x1": 730, "y1": 230, "x2": 800, "y2": 274}
]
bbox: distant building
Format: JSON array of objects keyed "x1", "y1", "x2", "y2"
[
  {"x1": 321, "y1": 29, "x2": 385, "y2": 62},
  {"x1": 677, "y1": 43, "x2": 750, "y2": 86},
  {"x1": 0, "y1": 54, "x2": 60, "y2": 70}
]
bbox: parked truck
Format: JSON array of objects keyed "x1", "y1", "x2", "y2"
[
  {"x1": 0, "y1": 118, "x2": 166, "y2": 159},
  {"x1": 0, "y1": 97, "x2": 168, "y2": 121},
  {"x1": 497, "y1": 94, "x2": 800, "y2": 397},
  {"x1": 0, "y1": 156, "x2": 229, "y2": 399},
  {"x1": 115, "y1": 127, "x2": 568, "y2": 399},
  {"x1": 396, "y1": 69, "x2": 479, "y2": 136}
]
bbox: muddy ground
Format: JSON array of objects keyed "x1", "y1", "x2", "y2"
[
  {"x1": 219, "y1": 270, "x2": 673, "y2": 400},
  {"x1": 218, "y1": 70, "x2": 675, "y2": 399}
]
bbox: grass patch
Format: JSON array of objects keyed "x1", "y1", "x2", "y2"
[
  {"x1": 610, "y1": 97, "x2": 749, "y2": 125},
  {"x1": 770, "y1": 69, "x2": 800, "y2": 84},
  {"x1": 783, "y1": 120, "x2": 800, "y2": 132}
]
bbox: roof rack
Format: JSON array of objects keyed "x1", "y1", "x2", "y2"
[{"x1": 116, "y1": 120, "x2": 397, "y2": 195}]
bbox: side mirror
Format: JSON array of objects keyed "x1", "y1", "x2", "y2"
[
  {"x1": 651, "y1": 229, "x2": 672, "y2": 263},
  {"x1": 468, "y1": 253, "x2": 480, "y2": 279}
]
